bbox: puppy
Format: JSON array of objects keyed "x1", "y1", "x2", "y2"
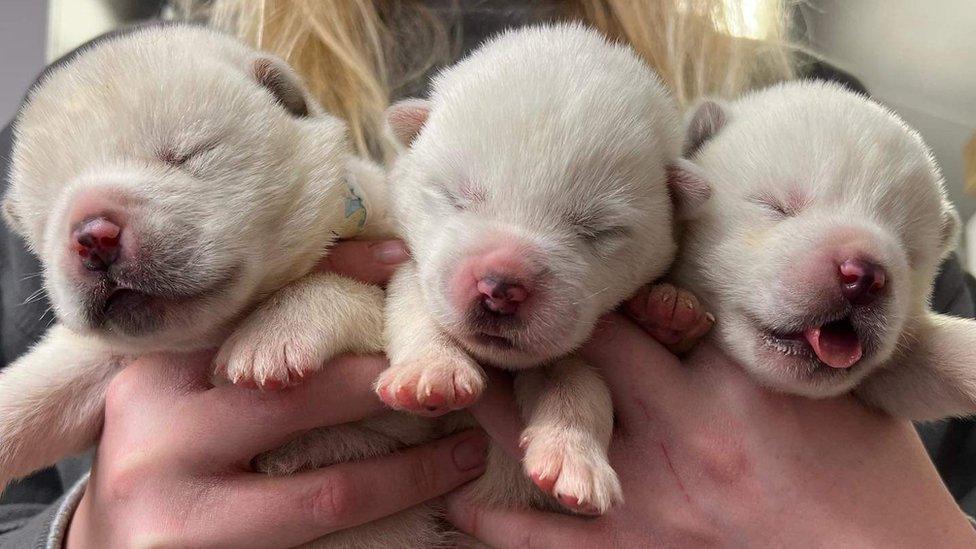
[
  {"x1": 377, "y1": 24, "x2": 711, "y2": 514},
  {"x1": 675, "y1": 80, "x2": 976, "y2": 420},
  {"x1": 0, "y1": 25, "x2": 444, "y2": 548}
]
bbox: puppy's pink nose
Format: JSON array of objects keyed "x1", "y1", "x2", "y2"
[
  {"x1": 477, "y1": 277, "x2": 528, "y2": 315},
  {"x1": 839, "y1": 258, "x2": 886, "y2": 305},
  {"x1": 72, "y1": 217, "x2": 121, "y2": 271}
]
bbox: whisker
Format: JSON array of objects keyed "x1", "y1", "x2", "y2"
[
  {"x1": 20, "y1": 288, "x2": 47, "y2": 306},
  {"x1": 570, "y1": 286, "x2": 612, "y2": 307}
]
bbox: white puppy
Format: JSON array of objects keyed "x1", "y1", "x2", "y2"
[
  {"x1": 675, "y1": 80, "x2": 976, "y2": 420},
  {"x1": 0, "y1": 26, "x2": 446, "y2": 548},
  {"x1": 377, "y1": 24, "x2": 710, "y2": 514}
]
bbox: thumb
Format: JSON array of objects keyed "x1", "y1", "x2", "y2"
[
  {"x1": 314, "y1": 240, "x2": 410, "y2": 286},
  {"x1": 445, "y1": 489, "x2": 597, "y2": 548}
]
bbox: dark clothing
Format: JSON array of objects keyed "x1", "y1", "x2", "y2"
[{"x1": 2, "y1": 13, "x2": 976, "y2": 547}]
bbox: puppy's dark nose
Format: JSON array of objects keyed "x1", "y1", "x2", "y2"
[
  {"x1": 72, "y1": 217, "x2": 121, "y2": 271},
  {"x1": 839, "y1": 258, "x2": 886, "y2": 305},
  {"x1": 477, "y1": 277, "x2": 528, "y2": 315}
]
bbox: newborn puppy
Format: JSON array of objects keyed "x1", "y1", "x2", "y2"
[
  {"x1": 0, "y1": 26, "x2": 443, "y2": 547},
  {"x1": 378, "y1": 24, "x2": 711, "y2": 514},
  {"x1": 675, "y1": 80, "x2": 976, "y2": 420}
]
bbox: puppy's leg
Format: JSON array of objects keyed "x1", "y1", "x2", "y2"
[
  {"x1": 375, "y1": 264, "x2": 486, "y2": 415},
  {"x1": 518, "y1": 356, "x2": 622, "y2": 514},
  {"x1": 857, "y1": 312, "x2": 976, "y2": 420},
  {"x1": 218, "y1": 272, "x2": 385, "y2": 389},
  {"x1": 0, "y1": 325, "x2": 119, "y2": 490}
]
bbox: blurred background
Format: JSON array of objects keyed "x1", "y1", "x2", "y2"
[{"x1": 1, "y1": 0, "x2": 974, "y2": 266}]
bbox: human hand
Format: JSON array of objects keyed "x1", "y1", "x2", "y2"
[
  {"x1": 67, "y1": 352, "x2": 487, "y2": 548},
  {"x1": 315, "y1": 239, "x2": 410, "y2": 285},
  {"x1": 450, "y1": 311, "x2": 975, "y2": 547}
]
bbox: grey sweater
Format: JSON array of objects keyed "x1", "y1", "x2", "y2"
[{"x1": 2, "y1": 11, "x2": 976, "y2": 548}]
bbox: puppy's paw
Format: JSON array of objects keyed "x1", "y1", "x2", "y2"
[
  {"x1": 216, "y1": 325, "x2": 326, "y2": 390},
  {"x1": 374, "y1": 352, "x2": 485, "y2": 416},
  {"x1": 521, "y1": 426, "x2": 623, "y2": 515},
  {"x1": 627, "y1": 283, "x2": 714, "y2": 355}
]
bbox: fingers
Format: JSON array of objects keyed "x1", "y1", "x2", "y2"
[
  {"x1": 468, "y1": 368, "x2": 525, "y2": 460},
  {"x1": 445, "y1": 490, "x2": 597, "y2": 548},
  {"x1": 182, "y1": 354, "x2": 390, "y2": 460},
  {"x1": 667, "y1": 313, "x2": 715, "y2": 355},
  {"x1": 315, "y1": 240, "x2": 410, "y2": 286},
  {"x1": 207, "y1": 430, "x2": 489, "y2": 548},
  {"x1": 581, "y1": 313, "x2": 687, "y2": 422},
  {"x1": 625, "y1": 283, "x2": 714, "y2": 355}
]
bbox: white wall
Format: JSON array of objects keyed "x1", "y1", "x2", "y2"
[
  {"x1": 0, "y1": 0, "x2": 48, "y2": 124},
  {"x1": 802, "y1": 0, "x2": 976, "y2": 224},
  {"x1": 47, "y1": 0, "x2": 118, "y2": 62}
]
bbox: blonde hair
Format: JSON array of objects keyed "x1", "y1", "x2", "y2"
[
  {"x1": 569, "y1": 0, "x2": 798, "y2": 104},
  {"x1": 186, "y1": 0, "x2": 800, "y2": 158},
  {"x1": 181, "y1": 0, "x2": 455, "y2": 158}
]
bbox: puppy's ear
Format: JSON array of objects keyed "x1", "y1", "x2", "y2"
[
  {"x1": 251, "y1": 56, "x2": 311, "y2": 118},
  {"x1": 666, "y1": 99, "x2": 724, "y2": 220},
  {"x1": 857, "y1": 313, "x2": 976, "y2": 421},
  {"x1": 683, "y1": 99, "x2": 727, "y2": 157},
  {"x1": 667, "y1": 158, "x2": 711, "y2": 220},
  {"x1": 385, "y1": 99, "x2": 430, "y2": 146},
  {"x1": 2, "y1": 196, "x2": 24, "y2": 236},
  {"x1": 939, "y1": 197, "x2": 961, "y2": 256}
]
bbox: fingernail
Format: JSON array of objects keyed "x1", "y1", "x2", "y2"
[
  {"x1": 705, "y1": 312, "x2": 716, "y2": 323},
  {"x1": 370, "y1": 240, "x2": 410, "y2": 265},
  {"x1": 453, "y1": 432, "x2": 489, "y2": 471}
]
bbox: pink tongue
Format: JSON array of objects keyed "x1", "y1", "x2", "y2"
[{"x1": 803, "y1": 324, "x2": 862, "y2": 369}]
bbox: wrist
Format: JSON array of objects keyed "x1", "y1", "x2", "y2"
[{"x1": 785, "y1": 421, "x2": 976, "y2": 547}]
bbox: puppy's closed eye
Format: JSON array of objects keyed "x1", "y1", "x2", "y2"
[
  {"x1": 577, "y1": 224, "x2": 629, "y2": 242},
  {"x1": 438, "y1": 188, "x2": 464, "y2": 211},
  {"x1": 436, "y1": 182, "x2": 486, "y2": 212},
  {"x1": 157, "y1": 141, "x2": 219, "y2": 169},
  {"x1": 159, "y1": 148, "x2": 190, "y2": 167},
  {"x1": 568, "y1": 206, "x2": 633, "y2": 249},
  {"x1": 751, "y1": 191, "x2": 806, "y2": 218}
]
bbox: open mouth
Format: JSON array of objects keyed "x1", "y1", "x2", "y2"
[
  {"x1": 89, "y1": 277, "x2": 224, "y2": 335},
  {"x1": 90, "y1": 286, "x2": 166, "y2": 336},
  {"x1": 763, "y1": 316, "x2": 862, "y2": 369},
  {"x1": 103, "y1": 288, "x2": 153, "y2": 315},
  {"x1": 471, "y1": 332, "x2": 517, "y2": 350}
]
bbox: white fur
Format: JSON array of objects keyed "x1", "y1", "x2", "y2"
[
  {"x1": 379, "y1": 24, "x2": 692, "y2": 514},
  {"x1": 675, "y1": 80, "x2": 976, "y2": 420},
  {"x1": 0, "y1": 26, "x2": 444, "y2": 548}
]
